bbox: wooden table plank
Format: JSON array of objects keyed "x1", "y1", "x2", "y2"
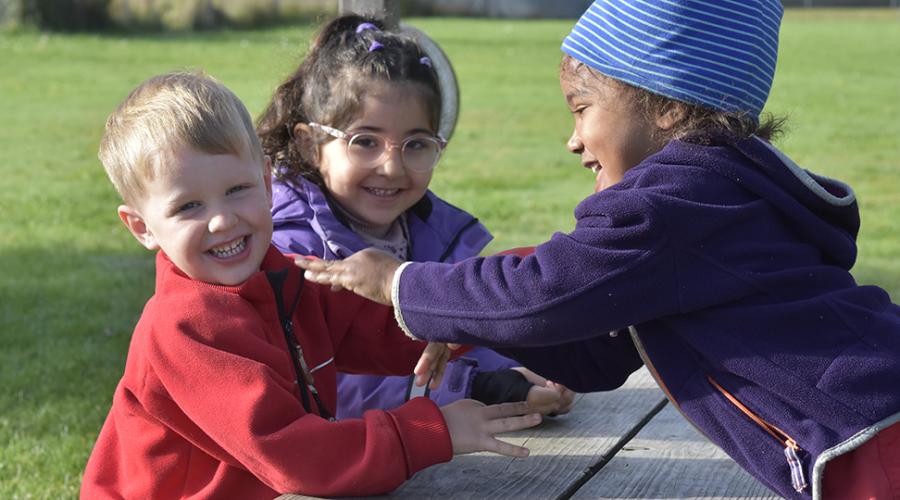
[
  {"x1": 571, "y1": 403, "x2": 779, "y2": 499},
  {"x1": 279, "y1": 367, "x2": 666, "y2": 500}
]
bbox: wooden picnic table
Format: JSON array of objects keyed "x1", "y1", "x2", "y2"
[{"x1": 278, "y1": 368, "x2": 779, "y2": 499}]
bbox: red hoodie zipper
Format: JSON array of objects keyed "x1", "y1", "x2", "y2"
[{"x1": 707, "y1": 376, "x2": 807, "y2": 493}]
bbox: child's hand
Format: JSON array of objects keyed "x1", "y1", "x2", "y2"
[
  {"x1": 512, "y1": 367, "x2": 577, "y2": 416},
  {"x1": 414, "y1": 342, "x2": 452, "y2": 389},
  {"x1": 440, "y1": 400, "x2": 541, "y2": 457},
  {"x1": 295, "y1": 248, "x2": 399, "y2": 305},
  {"x1": 527, "y1": 381, "x2": 577, "y2": 416}
]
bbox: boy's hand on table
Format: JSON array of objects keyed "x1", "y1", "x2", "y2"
[
  {"x1": 440, "y1": 400, "x2": 541, "y2": 457},
  {"x1": 295, "y1": 248, "x2": 398, "y2": 305}
]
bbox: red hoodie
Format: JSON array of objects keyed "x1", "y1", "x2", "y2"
[{"x1": 81, "y1": 246, "x2": 452, "y2": 498}]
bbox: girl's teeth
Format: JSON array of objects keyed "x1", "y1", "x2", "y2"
[
  {"x1": 365, "y1": 187, "x2": 399, "y2": 197},
  {"x1": 210, "y1": 237, "x2": 246, "y2": 258}
]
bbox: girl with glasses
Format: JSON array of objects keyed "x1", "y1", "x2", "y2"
[{"x1": 257, "y1": 15, "x2": 574, "y2": 420}]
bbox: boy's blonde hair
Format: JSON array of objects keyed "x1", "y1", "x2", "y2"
[{"x1": 99, "y1": 70, "x2": 264, "y2": 204}]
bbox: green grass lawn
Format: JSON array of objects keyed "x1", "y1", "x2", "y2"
[{"x1": 1, "y1": 10, "x2": 898, "y2": 497}]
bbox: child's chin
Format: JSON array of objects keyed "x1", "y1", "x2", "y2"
[
  {"x1": 211, "y1": 269, "x2": 255, "y2": 286},
  {"x1": 197, "y1": 260, "x2": 259, "y2": 286}
]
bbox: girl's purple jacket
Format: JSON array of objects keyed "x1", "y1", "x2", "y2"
[
  {"x1": 270, "y1": 176, "x2": 518, "y2": 419},
  {"x1": 392, "y1": 137, "x2": 900, "y2": 499}
]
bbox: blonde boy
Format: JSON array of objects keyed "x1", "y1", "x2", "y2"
[{"x1": 81, "y1": 71, "x2": 539, "y2": 499}]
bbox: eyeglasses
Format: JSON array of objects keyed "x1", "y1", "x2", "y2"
[{"x1": 309, "y1": 122, "x2": 446, "y2": 173}]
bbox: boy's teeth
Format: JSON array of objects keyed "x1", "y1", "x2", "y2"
[
  {"x1": 209, "y1": 237, "x2": 246, "y2": 258},
  {"x1": 591, "y1": 165, "x2": 601, "y2": 174}
]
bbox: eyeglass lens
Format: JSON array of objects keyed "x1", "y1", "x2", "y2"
[{"x1": 347, "y1": 134, "x2": 441, "y2": 172}]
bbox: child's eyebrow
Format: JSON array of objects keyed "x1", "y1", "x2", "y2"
[
  {"x1": 564, "y1": 93, "x2": 581, "y2": 105},
  {"x1": 352, "y1": 125, "x2": 435, "y2": 136},
  {"x1": 161, "y1": 193, "x2": 191, "y2": 211},
  {"x1": 565, "y1": 88, "x2": 592, "y2": 104}
]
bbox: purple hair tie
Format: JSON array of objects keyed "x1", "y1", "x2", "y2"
[
  {"x1": 368, "y1": 41, "x2": 384, "y2": 52},
  {"x1": 419, "y1": 56, "x2": 432, "y2": 68},
  {"x1": 356, "y1": 22, "x2": 379, "y2": 34}
]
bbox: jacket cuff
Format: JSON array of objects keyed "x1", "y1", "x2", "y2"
[
  {"x1": 392, "y1": 261, "x2": 419, "y2": 340},
  {"x1": 388, "y1": 397, "x2": 453, "y2": 476}
]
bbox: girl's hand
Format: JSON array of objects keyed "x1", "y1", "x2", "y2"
[
  {"x1": 414, "y1": 342, "x2": 452, "y2": 389},
  {"x1": 512, "y1": 367, "x2": 577, "y2": 416},
  {"x1": 295, "y1": 248, "x2": 399, "y2": 305},
  {"x1": 440, "y1": 400, "x2": 541, "y2": 457},
  {"x1": 541, "y1": 381, "x2": 577, "y2": 416}
]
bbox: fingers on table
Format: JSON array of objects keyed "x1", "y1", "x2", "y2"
[
  {"x1": 484, "y1": 437, "x2": 531, "y2": 458},
  {"x1": 483, "y1": 401, "x2": 531, "y2": 419}
]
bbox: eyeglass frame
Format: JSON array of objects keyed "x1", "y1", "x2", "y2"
[{"x1": 307, "y1": 122, "x2": 447, "y2": 173}]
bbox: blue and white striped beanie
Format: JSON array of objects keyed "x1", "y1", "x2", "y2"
[{"x1": 562, "y1": 0, "x2": 783, "y2": 119}]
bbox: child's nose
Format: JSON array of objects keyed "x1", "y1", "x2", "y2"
[
  {"x1": 208, "y1": 211, "x2": 238, "y2": 233},
  {"x1": 377, "y1": 147, "x2": 405, "y2": 176},
  {"x1": 567, "y1": 130, "x2": 584, "y2": 154}
]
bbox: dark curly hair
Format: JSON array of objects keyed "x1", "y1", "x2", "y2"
[
  {"x1": 256, "y1": 15, "x2": 442, "y2": 187},
  {"x1": 561, "y1": 55, "x2": 787, "y2": 145}
]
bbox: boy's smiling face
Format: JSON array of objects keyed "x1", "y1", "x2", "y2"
[{"x1": 119, "y1": 148, "x2": 273, "y2": 286}]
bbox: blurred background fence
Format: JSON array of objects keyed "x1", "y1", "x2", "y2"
[{"x1": 2, "y1": 0, "x2": 898, "y2": 31}]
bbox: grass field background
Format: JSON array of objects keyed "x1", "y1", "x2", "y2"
[{"x1": 1, "y1": 9, "x2": 898, "y2": 497}]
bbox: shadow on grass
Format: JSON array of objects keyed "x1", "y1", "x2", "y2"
[
  {"x1": 0, "y1": 247, "x2": 154, "y2": 433},
  {"x1": 0, "y1": 246, "x2": 155, "y2": 495}
]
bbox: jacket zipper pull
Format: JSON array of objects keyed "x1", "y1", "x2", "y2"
[
  {"x1": 707, "y1": 376, "x2": 807, "y2": 493},
  {"x1": 285, "y1": 320, "x2": 315, "y2": 387},
  {"x1": 784, "y1": 439, "x2": 807, "y2": 493},
  {"x1": 287, "y1": 320, "x2": 335, "y2": 422}
]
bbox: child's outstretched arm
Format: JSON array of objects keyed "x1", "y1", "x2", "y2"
[
  {"x1": 300, "y1": 190, "x2": 680, "y2": 351},
  {"x1": 295, "y1": 248, "x2": 398, "y2": 305},
  {"x1": 299, "y1": 249, "x2": 593, "y2": 400}
]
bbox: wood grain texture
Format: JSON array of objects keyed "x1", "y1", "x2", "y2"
[
  {"x1": 571, "y1": 403, "x2": 780, "y2": 500},
  {"x1": 278, "y1": 368, "x2": 666, "y2": 500}
]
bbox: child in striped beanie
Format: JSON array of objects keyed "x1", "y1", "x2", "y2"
[{"x1": 298, "y1": 2, "x2": 900, "y2": 498}]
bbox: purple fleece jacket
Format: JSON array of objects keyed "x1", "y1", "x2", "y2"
[
  {"x1": 392, "y1": 136, "x2": 900, "y2": 499},
  {"x1": 271, "y1": 176, "x2": 519, "y2": 419}
]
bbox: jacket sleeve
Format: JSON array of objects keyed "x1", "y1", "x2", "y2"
[
  {"x1": 337, "y1": 355, "x2": 486, "y2": 418},
  {"x1": 394, "y1": 189, "x2": 682, "y2": 347},
  {"x1": 496, "y1": 332, "x2": 644, "y2": 393},
  {"x1": 145, "y1": 299, "x2": 451, "y2": 497}
]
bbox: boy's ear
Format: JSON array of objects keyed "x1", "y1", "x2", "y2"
[
  {"x1": 656, "y1": 102, "x2": 687, "y2": 131},
  {"x1": 118, "y1": 205, "x2": 159, "y2": 250}
]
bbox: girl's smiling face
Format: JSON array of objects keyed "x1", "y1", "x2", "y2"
[
  {"x1": 315, "y1": 82, "x2": 437, "y2": 231},
  {"x1": 559, "y1": 57, "x2": 665, "y2": 192}
]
